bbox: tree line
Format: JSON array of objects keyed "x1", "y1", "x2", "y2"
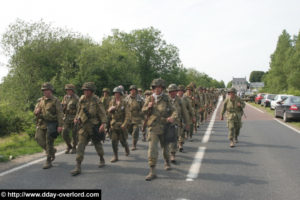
[
  {"x1": 262, "y1": 30, "x2": 300, "y2": 95},
  {"x1": 0, "y1": 19, "x2": 224, "y2": 136}
]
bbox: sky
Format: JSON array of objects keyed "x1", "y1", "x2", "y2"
[{"x1": 0, "y1": 0, "x2": 300, "y2": 84}]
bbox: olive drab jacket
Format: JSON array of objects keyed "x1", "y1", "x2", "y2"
[
  {"x1": 108, "y1": 96, "x2": 128, "y2": 130},
  {"x1": 100, "y1": 96, "x2": 111, "y2": 113},
  {"x1": 221, "y1": 96, "x2": 245, "y2": 122},
  {"x1": 62, "y1": 94, "x2": 79, "y2": 122},
  {"x1": 35, "y1": 96, "x2": 63, "y2": 129},
  {"x1": 124, "y1": 94, "x2": 144, "y2": 125},
  {"x1": 183, "y1": 94, "x2": 195, "y2": 122},
  {"x1": 169, "y1": 96, "x2": 190, "y2": 127},
  {"x1": 142, "y1": 93, "x2": 178, "y2": 134},
  {"x1": 75, "y1": 94, "x2": 107, "y2": 126}
]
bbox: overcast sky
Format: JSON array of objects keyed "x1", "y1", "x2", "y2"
[{"x1": 0, "y1": 0, "x2": 300, "y2": 84}]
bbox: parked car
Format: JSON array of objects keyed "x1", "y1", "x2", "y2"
[
  {"x1": 255, "y1": 93, "x2": 265, "y2": 104},
  {"x1": 270, "y1": 95, "x2": 292, "y2": 110},
  {"x1": 274, "y1": 96, "x2": 300, "y2": 122},
  {"x1": 260, "y1": 94, "x2": 276, "y2": 107}
]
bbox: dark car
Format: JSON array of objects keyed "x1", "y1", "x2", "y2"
[
  {"x1": 261, "y1": 94, "x2": 276, "y2": 107},
  {"x1": 255, "y1": 93, "x2": 265, "y2": 104},
  {"x1": 275, "y1": 96, "x2": 300, "y2": 122}
]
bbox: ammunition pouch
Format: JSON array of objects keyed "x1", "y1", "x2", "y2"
[
  {"x1": 164, "y1": 123, "x2": 177, "y2": 143},
  {"x1": 47, "y1": 121, "x2": 59, "y2": 139},
  {"x1": 92, "y1": 125, "x2": 105, "y2": 142}
]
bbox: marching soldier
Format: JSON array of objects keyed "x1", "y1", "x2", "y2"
[
  {"x1": 108, "y1": 87, "x2": 130, "y2": 162},
  {"x1": 221, "y1": 87, "x2": 245, "y2": 148},
  {"x1": 71, "y1": 82, "x2": 107, "y2": 176},
  {"x1": 142, "y1": 78, "x2": 177, "y2": 181},
  {"x1": 125, "y1": 85, "x2": 144, "y2": 150},
  {"x1": 61, "y1": 84, "x2": 79, "y2": 154},
  {"x1": 34, "y1": 83, "x2": 63, "y2": 169},
  {"x1": 184, "y1": 84, "x2": 196, "y2": 141},
  {"x1": 177, "y1": 85, "x2": 192, "y2": 152},
  {"x1": 141, "y1": 90, "x2": 152, "y2": 142},
  {"x1": 167, "y1": 84, "x2": 190, "y2": 163},
  {"x1": 100, "y1": 88, "x2": 112, "y2": 139}
]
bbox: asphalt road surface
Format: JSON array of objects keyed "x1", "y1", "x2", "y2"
[{"x1": 1, "y1": 98, "x2": 300, "y2": 200}]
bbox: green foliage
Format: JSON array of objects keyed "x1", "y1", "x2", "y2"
[
  {"x1": 0, "y1": 19, "x2": 224, "y2": 140},
  {"x1": 249, "y1": 71, "x2": 265, "y2": 82},
  {"x1": 227, "y1": 81, "x2": 232, "y2": 88}
]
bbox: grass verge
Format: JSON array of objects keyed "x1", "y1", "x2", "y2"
[
  {"x1": 0, "y1": 133, "x2": 64, "y2": 162},
  {"x1": 248, "y1": 102, "x2": 300, "y2": 129}
]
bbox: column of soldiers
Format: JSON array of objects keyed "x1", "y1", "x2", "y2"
[{"x1": 34, "y1": 79, "x2": 224, "y2": 180}]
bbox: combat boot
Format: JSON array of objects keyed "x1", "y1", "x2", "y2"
[
  {"x1": 125, "y1": 145, "x2": 130, "y2": 156},
  {"x1": 145, "y1": 166, "x2": 157, "y2": 181},
  {"x1": 164, "y1": 160, "x2": 171, "y2": 170},
  {"x1": 131, "y1": 140, "x2": 137, "y2": 151},
  {"x1": 71, "y1": 147, "x2": 76, "y2": 154},
  {"x1": 110, "y1": 152, "x2": 119, "y2": 163},
  {"x1": 99, "y1": 156, "x2": 105, "y2": 168},
  {"x1": 71, "y1": 162, "x2": 81, "y2": 176},
  {"x1": 65, "y1": 145, "x2": 72, "y2": 154},
  {"x1": 230, "y1": 140, "x2": 235, "y2": 148},
  {"x1": 235, "y1": 137, "x2": 239, "y2": 143},
  {"x1": 178, "y1": 142, "x2": 184, "y2": 152},
  {"x1": 51, "y1": 148, "x2": 57, "y2": 161},
  {"x1": 170, "y1": 153, "x2": 176, "y2": 164},
  {"x1": 43, "y1": 157, "x2": 52, "y2": 169}
]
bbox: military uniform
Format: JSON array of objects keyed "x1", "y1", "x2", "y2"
[
  {"x1": 141, "y1": 90, "x2": 152, "y2": 141},
  {"x1": 34, "y1": 83, "x2": 63, "y2": 169},
  {"x1": 184, "y1": 84, "x2": 196, "y2": 141},
  {"x1": 167, "y1": 84, "x2": 190, "y2": 163},
  {"x1": 71, "y1": 82, "x2": 107, "y2": 176},
  {"x1": 108, "y1": 87, "x2": 130, "y2": 162},
  {"x1": 100, "y1": 88, "x2": 112, "y2": 138},
  {"x1": 125, "y1": 85, "x2": 144, "y2": 150},
  {"x1": 221, "y1": 88, "x2": 245, "y2": 147},
  {"x1": 142, "y1": 78, "x2": 178, "y2": 181},
  {"x1": 61, "y1": 84, "x2": 79, "y2": 154},
  {"x1": 177, "y1": 85, "x2": 193, "y2": 151}
]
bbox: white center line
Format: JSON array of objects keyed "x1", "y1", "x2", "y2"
[{"x1": 186, "y1": 97, "x2": 222, "y2": 181}]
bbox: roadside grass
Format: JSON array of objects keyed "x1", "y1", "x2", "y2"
[
  {"x1": 0, "y1": 133, "x2": 64, "y2": 162},
  {"x1": 248, "y1": 102, "x2": 300, "y2": 129}
]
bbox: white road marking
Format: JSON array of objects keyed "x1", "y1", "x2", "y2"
[
  {"x1": 201, "y1": 97, "x2": 222, "y2": 143},
  {"x1": 273, "y1": 118, "x2": 300, "y2": 135},
  {"x1": 246, "y1": 103, "x2": 264, "y2": 113},
  {"x1": 186, "y1": 97, "x2": 222, "y2": 181},
  {"x1": 186, "y1": 147, "x2": 206, "y2": 181},
  {"x1": 0, "y1": 151, "x2": 65, "y2": 177}
]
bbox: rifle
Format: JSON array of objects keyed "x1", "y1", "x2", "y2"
[{"x1": 142, "y1": 96, "x2": 154, "y2": 132}]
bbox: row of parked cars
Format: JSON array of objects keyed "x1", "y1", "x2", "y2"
[{"x1": 254, "y1": 93, "x2": 300, "y2": 122}]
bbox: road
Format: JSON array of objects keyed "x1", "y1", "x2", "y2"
[{"x1": 1, "y1": 98, "x2": 300, "y2": 200}]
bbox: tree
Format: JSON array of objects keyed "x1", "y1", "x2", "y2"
[
  {"x1": 264, "y1": 30, "x2": 293, "y2": 93},
  {"x1": 249, "y1": 71, "x2": 265, "y2": 82}
]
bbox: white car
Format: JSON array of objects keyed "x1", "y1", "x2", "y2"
[{"x1": 270, "y1": 94, "x2": 292, "y2": 110}]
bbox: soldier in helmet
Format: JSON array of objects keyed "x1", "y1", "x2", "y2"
[
  {"x1": 61, "y1": 84, "x2": 79, "y2": 154},
  {"x1": 177, "y1": 85, "x2": 192, "y2": 152},
  {"x1": 34, "y1": 82, "x2": 63, "y2": 169},
  {"x1": 184, "y1": 84, "x2": 197, "y2": 141},
  {"x1": 141, "y1": 90, "x2": 153, "y2": 141},
  {"x1": 221, "y1": 87, "x2": 245, "y2": 147},
  {"x1": 138, "y1": 88, "x2": 145, "y2": 101},
  {"x1": 125, "y1": 85, "x2": 144, "y2": 151},
  {"x1": 71, "y1": 82, "x2": 107, "y2": 176},
  {"x1": 108, "y1": 87, "x2": 130, "y2": 162},
  {"x1": 142, "y1": 78, "x2": 177, "y2": 181},
  {"x1": 167, "y1": 84, "x2": 190, "y2": 163},
  {"x1": 100, "y1": 88, "x2": 112, "y2": 139}
]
